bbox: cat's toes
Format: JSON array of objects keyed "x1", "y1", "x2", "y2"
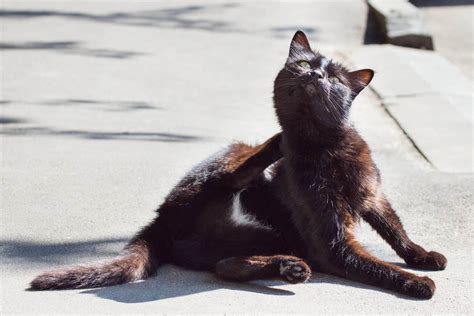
[
  {"x1": 406, "y1": 251, "x2": 447, "y2": 271},
  {"x1": 279, "y1": 259, "x2": 311, "y2": 283},
  {"x1": 402, "y1": 276, "x2": 436, "y2": 299}
]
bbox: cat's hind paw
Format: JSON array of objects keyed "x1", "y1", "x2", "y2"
[{"x1": 279, "y1": 259, "x2": 311, "y2": 283}]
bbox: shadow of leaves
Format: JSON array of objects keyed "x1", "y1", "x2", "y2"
[
  {"x1": 1, "y1": 238, "x2": 128, "y2": 266},
  {"x1": 41, "y1": 99, "x2": 161, "y2": 111},
  {"x1": 0, "y1": 127, "x2": 205, "y2": 142},
  {"x1": 0, "y1": 41, "x2": 145, "y2": 59},
  {"x1": 0, "y1": 4, "x2": 241, "y2": 33}
]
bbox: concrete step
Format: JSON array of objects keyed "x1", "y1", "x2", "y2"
[
  {"x1": 368, "y1": 0, "x2": 433, "y2": 49},
  {"x1": 350, "y1": 44, "x2": 472, "y2": 173}
]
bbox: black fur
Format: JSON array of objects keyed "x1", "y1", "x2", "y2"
[{"x1": 30, "y1": 32, "x2": 445, "y2": 300}]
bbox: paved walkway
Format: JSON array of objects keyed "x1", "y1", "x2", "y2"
[
  {"x1": 412, "y1": 0, "x2": 474, "y2": 81},
  {"x1": 1, "y1": 1, "x2": 472, "y2": 314}
]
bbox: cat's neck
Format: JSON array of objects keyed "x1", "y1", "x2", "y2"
[{"x1": 281, "y1": 120, "x2": 352, "y2": 155}]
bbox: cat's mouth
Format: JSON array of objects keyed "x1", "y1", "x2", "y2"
[
  {"x1": 301, "y1": 82, "x2": 334, "y2": 116},
  {"x1": 303, "y1": 77, "x2": 332, "y2": 96},
  {"x1": 303, "y1": 80, "x2": 328, "y2": 98},
  {"x1": 303, "y1": 82, "x2": 319, "y2": 95}
]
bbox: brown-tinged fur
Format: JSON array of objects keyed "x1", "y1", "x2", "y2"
[
  {"x1": 31, "y1": 32, "x2": 446, "y2": 299},
  {"x1": 30, "y1": 241, "x2": 155, "y2": 290}
]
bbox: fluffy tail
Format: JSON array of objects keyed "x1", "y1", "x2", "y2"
[{"x1": 30, "y1": 223, "x2": 162, "y2": 290}]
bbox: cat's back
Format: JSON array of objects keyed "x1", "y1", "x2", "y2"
[{"x1": 163, "y1": 143, "x2": 256, "y2": 205}]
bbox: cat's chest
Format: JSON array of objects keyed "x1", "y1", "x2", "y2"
[
  {"x1": 284, "y1": 151, "x2": 370, "y2": 206},
  {"x1": 303, "y1": 159, "x2": 358, "y2": 187}
]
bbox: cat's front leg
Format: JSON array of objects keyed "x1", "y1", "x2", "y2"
[
  {"x1": 287, "y1": 200, "x2": 437, "y2": 298},
  {"x1": 362, "y1": 196, "x2": 447, "y2": 271},
  {"x1": 326, "y1": 232, "x2": 437, "y2": 299}
]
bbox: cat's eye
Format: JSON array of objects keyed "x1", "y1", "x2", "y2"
[
  {"x1": 329, "y1": 76, "x2": 341, "y2": 83},
  {"x1": 297, "y1": 60, "x2": 311, "y2": 69}
]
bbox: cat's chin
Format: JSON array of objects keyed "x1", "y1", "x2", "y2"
[{"x1": 303, "y1": 83, "x2": 318, "y2": 95}]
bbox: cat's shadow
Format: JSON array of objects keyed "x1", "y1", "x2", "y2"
[
  {"x1": 82, "y1": 264, "x2": 425, "y2": 303},
  {"x1": 81, "y1": 264, "x2": 295, "y2": 303},
  {"x1": 307, "y1": 273, "x2": 426, "y2": 301}
]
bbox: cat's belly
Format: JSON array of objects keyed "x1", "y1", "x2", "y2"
[{"x1": 239, "y1": 177, "x2": 304, "y2": 252}]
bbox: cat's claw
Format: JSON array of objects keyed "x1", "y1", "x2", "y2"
[
  {"x1": 406, "y1": 251, "x2": 447, "y2": 271},
  {"x1": 279, "y1": 260, "x2": 311, "y2": 283}
]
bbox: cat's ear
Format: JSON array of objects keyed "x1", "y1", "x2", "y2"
[
  {"x1": 347, "y1": 69, "x2": 374, "y2": 95},
  {"x1": 290, "y1": 30, "x2": 311, "y2": 52}
]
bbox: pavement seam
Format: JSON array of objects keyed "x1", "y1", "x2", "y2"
[{"x1": 370, "y1": 88, "x2": 434, "y2": 167}]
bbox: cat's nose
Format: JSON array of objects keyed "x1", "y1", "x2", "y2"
[{"x1": 310, "y1": 70, "x2": 324, "y2": 80}]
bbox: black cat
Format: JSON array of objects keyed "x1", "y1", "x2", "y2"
[
  {"x1": 31, "y1": 31, "x2": 446, "y2": 299},
  {"x1": 271, "y1": 31, "x2": 446, "y2": 299}
]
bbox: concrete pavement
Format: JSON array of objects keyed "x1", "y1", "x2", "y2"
[
  {"x1": 411, "y1": 0, "x2": 474, "y2": 81},
  {"x1": 1, "y1": 0, "x2": 472, "y2": 314},
  {"x1": 350, "y1": 45, "x2": 473, "y2": 173}
]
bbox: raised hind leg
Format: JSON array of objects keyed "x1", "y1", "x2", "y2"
[
  {"x1": 223, "y1": 132, "x2": 282, "y2": 189},
  {"x1": 216, "y1": 255, "x2": 311, "y2": 283}
]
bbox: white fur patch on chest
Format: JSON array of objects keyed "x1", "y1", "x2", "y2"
[{"x1": 230, "y1": 191, "x2": 269, "y2": 229}]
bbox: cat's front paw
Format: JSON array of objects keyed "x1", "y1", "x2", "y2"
[
  {"x1": 279, "y1": 259, "x2": 311, "y2": 283},
  {"x1": 402, "y1": 276, "x2": 436, "y2": 299},
  {"x1": 406, "y1": 251, "x2": 447, "y2": 271}
]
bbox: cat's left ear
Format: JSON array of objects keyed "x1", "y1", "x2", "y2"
[
  {"x1": 289, "y1": 30, "x2": 312, "y2": 57},
  {"x1": 291, "y1": 31, "x2": 311, "y2": 50},
  {"x1": 347, "y1": 69, "x2": 374, "y2": 95}
]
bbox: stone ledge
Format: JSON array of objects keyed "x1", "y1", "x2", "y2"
[{"x1": 368, "y1": 0, "x2": 434, "y2": 49}]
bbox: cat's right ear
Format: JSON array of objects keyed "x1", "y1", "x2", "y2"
[
  {"x1": 290, "y1": 31, "x2": 311, "y2": 53},
  {"x1": 348, "y1": 69, "x2": 374, "y2": 95}
]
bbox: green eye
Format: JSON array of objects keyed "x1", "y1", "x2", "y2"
[
  {"x1": 329, "y1": 76, "x2": 341, "y2": 83},
  {"x1": 297, "y1": 60, "x2": 311, "y2": 69}
]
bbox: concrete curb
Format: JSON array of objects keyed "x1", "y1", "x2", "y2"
[
  {"x1": 367, "y1": 0, "x2": 434, "y2": 49},
  {"x1": 350, "y1": 45, "x2": 473, "y2": 173}
]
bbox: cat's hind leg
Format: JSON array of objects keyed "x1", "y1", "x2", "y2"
[
  {"x1": 362, "y1": 196, "x2": 447, "y2": 271},
  {"x1": 223, "y1": 132, "x2": 282, "y2": 190},
  {"x1": 215, "y1": 255, "x2": 311, "y2": 283}
]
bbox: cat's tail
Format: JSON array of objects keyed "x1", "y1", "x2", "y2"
[{"x1": 29, "y1": 221, "x2": 164, "y2": 290}]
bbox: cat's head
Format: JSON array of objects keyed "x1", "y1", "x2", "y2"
[{"x1": 273, "y1": 31, "x2": 374, "y2": 130}]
